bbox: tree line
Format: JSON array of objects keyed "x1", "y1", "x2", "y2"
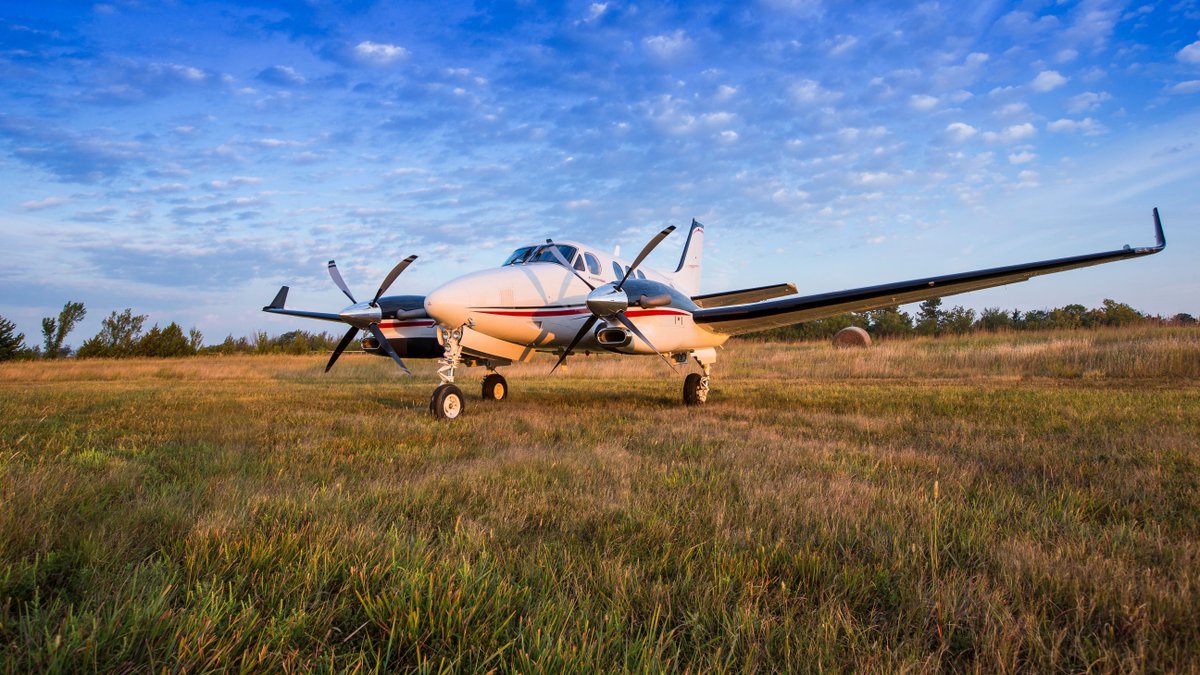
[
  {"x1": 0, "y1": 302, "x2": 349, "y2": 361},
  {"x1": 744, "y1": 298, "x2": 1197, "y2": 342},
  {"x1": 1, "y1": 298, "x2": 1196, "y2": 362}
]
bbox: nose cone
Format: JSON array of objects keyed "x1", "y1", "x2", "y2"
[
  {"x1": 339, "y1": 302, "x2": 382, "y2": 328},
  {"x1": 424, "y1": 278, "x2": 472, "y2": 327}
]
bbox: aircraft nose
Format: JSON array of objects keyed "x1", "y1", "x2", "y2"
[{"x1": 424, "y1": 279, "x2": 471, "y2": 327}]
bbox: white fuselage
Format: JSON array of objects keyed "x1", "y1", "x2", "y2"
[{"x1": 422, "y1": 242, "x2": 726, "y2": 359}]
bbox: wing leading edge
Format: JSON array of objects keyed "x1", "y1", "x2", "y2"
[{"x1": 694, "y1": 208, "x2": 1167, "y2": 336}]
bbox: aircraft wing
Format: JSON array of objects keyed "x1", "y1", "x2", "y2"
[
  {"x1": 692, "y1": 283, "x2": 798, "y2": 308},
  {"x1": 694, "y1": 209, "x2": 1167, "y2": 336}
]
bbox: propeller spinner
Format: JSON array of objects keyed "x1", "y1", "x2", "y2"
[{"x1": 324, "y1": 256, "x2": 417, "y2": 374}]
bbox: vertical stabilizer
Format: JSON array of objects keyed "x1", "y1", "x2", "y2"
[{"x1": 671, "y1": 219, "x2": 704, "y2": 295}]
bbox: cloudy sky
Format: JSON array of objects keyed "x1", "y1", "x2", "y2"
[{"x1": 1, "y1": 0, "x2": 1197, "y2": 347}]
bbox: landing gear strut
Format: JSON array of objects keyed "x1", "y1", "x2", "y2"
[
  {"x1": 431, "y1": 326, "x2": 465, "y2": 420},
  {"x1": 683, "y1": 349, "x2": 715, "y2": 406}
]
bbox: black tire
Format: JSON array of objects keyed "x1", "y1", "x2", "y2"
[
  {"x1": 683, "y1": 372, "x2": 707, "y2": 405},
  {"x1": 481, "y1": 373, "x2": 508, "y2": 401},
  {"x1": 430, "y1": 383, "x2": 466, "y2": 420}
]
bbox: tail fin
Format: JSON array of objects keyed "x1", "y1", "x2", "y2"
[{"x1": 671, "y1": 219, "x2": 704, "y2": 295}]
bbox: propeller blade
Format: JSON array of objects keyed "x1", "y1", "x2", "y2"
[
  {"x1": 327, "y1": 260, "x2": 357, "y2": 304},
  {"x1": 325, "y1": 326, "x2": 360, "y2": 372},
  {"x1": 613, "y1": 312, "x2": 678, "y2": 373},
  {"x1": 366, "y1": 323, "x2": 410, "y2": 375},
  {"x1": 371, "y1": 255, "x2": 418, "y2": 306},
  {"x1": 551, "y1": 315, "x2": 598, "y2": 374},
  {"x1": 617, "y1": 225, "x2": 676, "y2": 290},
  {"x1": 545, "y1": 240, "x2": 595, "y2": 290}
]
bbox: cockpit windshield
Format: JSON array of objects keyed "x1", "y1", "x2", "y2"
[
  {"x1": 502, "y1": 244, "x2": 579, "y2": 268},
  {"x1": 502, "y1": 246, "x2": 536, "y2": 266}
]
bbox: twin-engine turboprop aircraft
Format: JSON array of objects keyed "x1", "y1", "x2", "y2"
[{"x1": 264, "y1": 209, "x2": 1166, "y2": 419}]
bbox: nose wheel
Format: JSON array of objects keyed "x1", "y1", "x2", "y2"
[{"x1": 430, "y1": 383, "x2": 465, "y2": 420}]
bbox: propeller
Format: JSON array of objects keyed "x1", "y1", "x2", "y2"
[
  {"x1": 551, "y1": 226, "x2": 679, "y2": 374},
  {"x1": 323, "y1": 256, "x2": 417, "y2": 374}
]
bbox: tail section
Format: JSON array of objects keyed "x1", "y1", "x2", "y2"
[{"x1": 671, "y1": 219, "x2": 704, "y2": 295}]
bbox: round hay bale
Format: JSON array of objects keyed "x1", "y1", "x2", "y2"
[{"x1": 832, "y1": 326, "x2": 872, "y2": 348}]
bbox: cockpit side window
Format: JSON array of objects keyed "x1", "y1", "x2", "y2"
[
  {"x1": 503, "y1": 246, "x2": 535, "y2": 266},
  {"x1": 584, "y1": 252, "x2": 601, "y2": 275},
  {"x1": 573, "y1": 254, "x2": 586, "y2": 271}
]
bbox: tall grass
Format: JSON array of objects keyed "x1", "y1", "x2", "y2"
[{"x1": 1, "y1": 327, "x2": 1197, "y2": 671}]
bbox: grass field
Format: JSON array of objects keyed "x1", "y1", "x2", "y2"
[{"x1": 2, "y1": 327, "x2": 1198, "y2": 672}]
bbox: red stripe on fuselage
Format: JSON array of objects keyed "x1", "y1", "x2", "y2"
[
  {"x1": 472, "y1": 307, "x2": 690, "y2": 318},
  {"x1": 378, "y1": 320, "x2": 436, "y2": 328}
]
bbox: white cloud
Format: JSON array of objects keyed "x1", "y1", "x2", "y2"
[
  {"x1": 1015, "y1": 170, "x2": 1039, "y2": 189},
  {"x1": 828, "y1": 35, "x2": 857, "y2": 56},
  {"x1": 910, "y1": 94, "x2": 939, "y2": 111},
  {"x1": 1067, "y1": 91, "x2": 1111, "y2": 113},
  {"x1": 1008, "y1": 150, "x2": 1037, "y2": 164},
  {"x1": 945, "y1": 122, "x2": 977, "y2": 142},
  {"x1": 354, "y1": 41, "x2": 408, "y2": 65},
  {"x1": 715, "y1": 84, "x2": 737, "y2": 101},
  {"x1": 643, "y1": 30, "x2": 691, "y2": 59},
  {"x1": 1169, "y1": 80, "x2": 1200, "y2": 94},
  {"x1": 1047, "y1": 117, "x2": 1107, "y2": 135},
  {"x1": 1031, "y1": 70, "x2": 1068, "y2": 92},
  {"x1": 718, "y1": 130, "x2": 738, "y2": 143},
  {"x1": 1179, "y1": 41, "x2": 1200, "y2": 64},
  {"x1": 21, "y1": 196, "x2": 71, "y2": 210},
  {"x1": 1056, "y1": 48, "x2": 1079, "y2": 63},
  {"x1": 995, "y1": 102, "x2": 1030, "y2": 118},
  {"x1": 789, "y1": 79, "x2": 841, "y2": 104},
  {"x1": 583, "y1": 3, "x2": 608, "y2": 22},
  {"x1": 982, "y1": 123, "x2": 1036, "y2": 143}
]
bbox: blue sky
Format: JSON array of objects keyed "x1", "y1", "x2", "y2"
[{"x1": 1, "y1": 0, "x2": 1197, "y2": 347}]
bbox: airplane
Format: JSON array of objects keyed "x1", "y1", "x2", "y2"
[{"x1": 264, "y1": 208, "x2": 1167, "y2": 420}]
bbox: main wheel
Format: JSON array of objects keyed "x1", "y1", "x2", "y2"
[
  {"x1": 430, "y1": 383, "x2": 465, "y2": 420},
  {"x1": 481, "y1": 373, "x2": 508, "y2": 401},
  {"x1": 683, "y1": 372, "x2": 707, "y2": 405}
]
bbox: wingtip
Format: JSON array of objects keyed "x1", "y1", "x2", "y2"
[
  {"x1": 264, "y1": 285, "x2": 289, "y2": 310},
  {"x1": 1152, "y1": 207, "x2": 1165, "y2": 249}
]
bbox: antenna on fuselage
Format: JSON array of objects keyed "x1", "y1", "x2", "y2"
[{"x1": 613, "y1": 245, "x2": 620, "y2": 257}]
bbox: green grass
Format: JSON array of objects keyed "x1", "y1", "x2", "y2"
[{"x1": 2, "y1": 327, "x2": 1198, "y2": 672}]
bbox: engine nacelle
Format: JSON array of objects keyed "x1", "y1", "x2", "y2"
[{"x1": 595, "y1": 325, "x2": 631, "y2": 347}]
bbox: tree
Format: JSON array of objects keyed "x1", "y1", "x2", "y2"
[
  {"x1": 136, "y1": 322, "x2": 193, "y2": 357},
  {"x1": 976, "y1": 307, "x2": 1013, "y2": 332},
  {"x1": 941, "y1": 305, "x2": 976, "y2": 335},
  {"x1": 40, "y1": 301, "x2": 86, "y2": 359},
  {"x1": 1173, "y1": 313, "x2": 1197, "y2": 326},
  {"x1": 0, "y1": 315, "x2": 26, "y2": 361},
  {"x1": 188, "y1": 327, "x2": 204, "y2": 352},
  {"x1": 865, "y1": 306, "x2": 913, "y2": 337},
  {"x1": 77, "y1": 309, "x2": 147, "y2": 358},
  {"x1": 916, "y1": 298, "x2": 943, "y2": 336},
  {"x1": 1097, "y1": 299, "x2": 1143, "y2": 327}
]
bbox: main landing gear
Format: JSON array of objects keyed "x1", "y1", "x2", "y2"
[
  {"x1": 430, "y1": 326, "x2": 511, "y2": 419},
  {"x1": 683, "y1": 348, "x2": 716, "y2": 406}
]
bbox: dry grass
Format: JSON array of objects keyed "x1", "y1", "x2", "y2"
[{"x1": 1, "y1": 327, "x2": 1198, "y2": 672}]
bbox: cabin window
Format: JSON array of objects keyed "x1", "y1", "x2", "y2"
[
  {"x1": 612, "y1": 261, "x2": 623, "y2": 280},
  {"x1": 636, "y1": 269, "x2": 646, "y2": 280},
  {"x1": 584, "y1": 252, "x2": 601, "y2": 275}
]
